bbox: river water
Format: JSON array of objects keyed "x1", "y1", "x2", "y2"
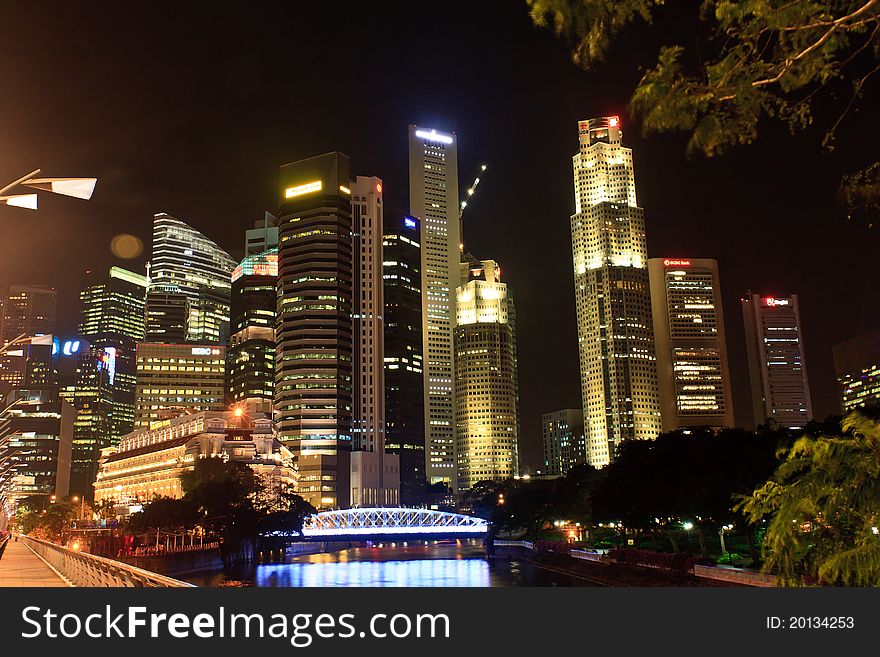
[{"x1": 185, "y1": 540, "x2": 598, "y2": 587}]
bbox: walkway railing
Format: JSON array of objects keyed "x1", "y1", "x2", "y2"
[{"x1": 19, "y1": 535, "x2": 195, "y2": 587}]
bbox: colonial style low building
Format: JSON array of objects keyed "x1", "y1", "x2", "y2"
[{"x1": 94, "y1": 410, "x2": 296, "y2": 504}]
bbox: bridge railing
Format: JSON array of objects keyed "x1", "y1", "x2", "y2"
[{"x1": 19, "y1": 535, "x2": 195, "y2": 587}]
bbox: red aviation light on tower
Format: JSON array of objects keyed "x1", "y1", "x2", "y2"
[{"x1": 663, "y1": 259, "x2": 691, "y2": 267}]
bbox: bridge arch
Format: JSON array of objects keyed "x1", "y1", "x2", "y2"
[{"x1": 301, "y1": 507, "x2": 489, "y2": 539}]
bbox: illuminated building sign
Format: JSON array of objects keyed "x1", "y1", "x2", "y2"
[
  {"x1": 61, "y1": 340, "x2": 81, "y2": 356},
  {"x1": 663, "y1": 259, "x2": 692, "y2": 267},
  {"x1": 339, "y1": 185, "x2": 351, "y2": 195},
  {"x1": 284, "y1": 180, "x2": 322, "y2": 199},
  {"x1": 231, "y1": 250, "x2": 279, "y2": 282},
  {"x1": 414, "y1": 129, "x2": 453, "y2": 145},
  {"x1": 763, "y1": 297, "x2": 790, "y2": 307},
  {"x1": 404, "y1": 216, "x2": 417, "y2": 229},
  {"x1": 191, "y1": 347, "x2": 221, "y2": 356},
  {"x1": 98, "y1": 346, "x2": 117, "y2": 386}
]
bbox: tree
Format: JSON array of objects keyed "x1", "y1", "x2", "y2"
[
  {"x1": 527, "y1": 0, "x2": 880, "y2": 221},
  {"x1": 255, "y1": 480, "x2": 315, "y2": 536},
  {"x1": 741, "y1": 411, "x2": 880, "y2": 586},
  {"x1": 127, "y1": 496, "x2": 198, "y2": 534}
]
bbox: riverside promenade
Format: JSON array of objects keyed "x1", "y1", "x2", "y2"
[{"x1": 0, "y1": 535, "x2": 69, "y2": 587}]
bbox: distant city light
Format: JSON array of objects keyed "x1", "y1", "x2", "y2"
[{"x1": 404, "y1": 217, "x2": 417, "y2": 229}]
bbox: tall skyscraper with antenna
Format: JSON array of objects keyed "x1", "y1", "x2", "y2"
[{"x1": 570, "y1": 116, "x2": 661, "y2": 467}]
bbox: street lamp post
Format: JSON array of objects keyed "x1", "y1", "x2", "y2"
[{"x1": 0, "y1": 168, "x2": 96, "y2": 210}]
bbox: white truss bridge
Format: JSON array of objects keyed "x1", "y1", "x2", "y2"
[{"x1": 300, "y1": 507, "x2": 489, "y2": 539}]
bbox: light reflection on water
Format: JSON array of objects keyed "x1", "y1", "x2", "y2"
[
  {"x1": 257, "y1": 557, "x2": 491, "y2": 587},
  {"x1": 186, "y1": 541, "x2": 595, "y2": 587}
]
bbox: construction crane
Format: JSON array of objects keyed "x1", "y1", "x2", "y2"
[{"x1": 459, "y1": 164, "x2": 487, "y2": 253}]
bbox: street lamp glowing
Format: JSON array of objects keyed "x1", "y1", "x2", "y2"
[
  {"x1": 234, "y1": 407, "x2": 244, "y2": 417},
  {"x1": 0, "y1": 193, "x2": 38, "y2": 209},
  {"x1": 683, "y1": 521, "x2": 694, "y2": 531},
  {"x1": 25, "y1": 177, "x2": 97, "y2": 200}
]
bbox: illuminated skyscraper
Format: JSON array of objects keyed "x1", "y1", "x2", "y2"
[
  {"x1": 742, "y1": 294, "x2": 813, "y2": 429},
  {"x1": 383, "y1": 211, "x2": 425, "y2": 505},
  {"x1": 148, "y1": 213, "x2": 236, "y2": 344},
  {"x1": 133, "y1": 343, "x2": 226, "y2": 428},
  {"x1": 453, "y1": 258, "x2": 519, "y2": 490},
  {"x1": 68, "y1": 267, "x2": 147, "y2": 496},
  {"x1": 570, "y1": 116, "x2": 661, "y2": 466},
  {"x1": 245, "y1": 212, "x2": 279, "y2": 256},
  {"x1": 408, "y1": 125, "x2": 460, "y2": 490},
  {"x1": 275, "y1": 152, "x2": 353, "y2": 509},
  {"x1": 228, "y1": 249, "x2": 277, "y2": 414},
  {"x1": 648, "y1": 258, "x2": 734, "y2": 431},
  {"x1": 834, "y1": 330, "x2": 880, "y2": 413}
]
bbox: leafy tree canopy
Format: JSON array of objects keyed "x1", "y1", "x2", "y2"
[
  {"x1": 528, "y1": 0, "x2": 880, "y2": 219},
  {"x1": 741, "y1": 411, "x2": 880, "y2": 586}
]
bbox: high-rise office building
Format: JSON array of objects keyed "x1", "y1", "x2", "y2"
[
  {"x1": 228, "y1": 248, "x2": 278, "y2": 414},
  {"x1": 453, "y1": 258, "x2": 519, "y2": 490},
  {"x1": 0, "y1": 284, "x2": 57, "y2": 344},
  {"x1": 351, "y1": 176, "x2": 385, "y2": 453},
  {"x1": 148, "y1": 212, "x2": 236, "y2": 344},
  {"x1": 0, "y1": 385, "x2": 74, "y2": 522},
  {"x1": 350, "y1": 176, "x2": 399, "y2": 507},
  {"x1": 383, "y1": 211, "x2": 426, "y2": 505},
  {"x1": 408, "y1": 125, "x2": 460, "y2": 490},
  {"x1": 570, "y1": 116, "x2": 661, "y2": 466},
  {"x1": 133, "y1": 343, "x2": 226, "y2": 428},
  {"x1": 542, "y1": 409, "x2": 586, "y2": 476},
  {"x1": 742, "y1": 294, "x2": 813, "y2": 429},
  {"x1": 0, "y1": 334, "x2": 56, "y2": 394},
  {"x1": 275, "y1": 152, "x2": 353, "y2": 509},
  {"x1": 648, "y1": 258, "x2": 734, "y2": 431},
  {"x1": 245, "y1": 211, "x2": 279, "y2": 256},
  {"x1": 145, "y1": 291, "x2": 189, "y2": 342},
  {"x1": 69, "y1": 267, "x2": 147, "y2": 496},
  {"x1": 833, "y1": 330, "x2": 880, "y2": 413}
]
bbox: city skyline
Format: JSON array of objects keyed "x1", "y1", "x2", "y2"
[{"x1": 1, "y1": 3, "x2": 877, "y2": 472}]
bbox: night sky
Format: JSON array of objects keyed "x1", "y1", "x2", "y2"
[{"x1": 2, "y1": 2, "x2": 877, "y2": 471}]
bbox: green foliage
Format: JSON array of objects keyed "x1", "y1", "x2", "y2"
[
  {"x1": 740, "y1": 411, "x2": 880, "y2": 586},
  {"x1": 128, "y1": 459, "x2": 313, "y2": 545},
  {"x1": 839, "y1": 162, "x2": 880, "y2": 227},
  {"x1": 527, "y1": 0, "x2": 880, "y2": 221},
  {"x1": 14, "y1": 497, "x2": 77, "y2": 540}
]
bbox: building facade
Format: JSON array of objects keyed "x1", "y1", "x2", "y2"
[
  {"x1": 542, "y1": 409, "x2": 586, "y2": 476},
  {"x1": 275, "y1": 152, "x2": 353, "y2": 509},
  {"x1": 383, "y1": 212, "x2": 426, "y2": 505},
  {"x1": 133, "y1": 343, "x2": 226, "y2": 429},
  {"x1": 408, "y1": 125, "x2": 460, "y2": 490},
  {"x1": 742, "y1": 294, "x2": 813, "y2": 429},
  {"x1": 0, "y1": 386, "x2": 74, "y2": 522},
  {"x1": 144, "y1": 291, "x2": 189, "y2": 343},
  {"x1": 833, "y1": 329, "x2": 880, "y2": 413},
  {"x1": 70, "y1": 266, "x2": 147, "y2": 495},
  {"x1": 228, "y1": 249, "x2": 277, "y2": 414},
  {"x1": 570, "y1": 116, "x2": 661, "y2": 466},
  {"x1": 351, "y1": 176, "x2": 385, "y2": 454},
  {"x1": 0, "y1": 284, "x2": 57, "y2": 344},
  {"x1": 246, "y1": 211, "x2": 279, "y2": 256},
  {"x1": 94, "y1": 411, "x2": 295, "y2": 504},
  {"x1": 349, "y1": 177, "x2": 399, "y2": 507},
  {"x1": 648, "y1": 258, "x2": 734, "y2": 432},
  {"x1": 148, "y1": 212, "x2": 236, "y2": 344},
  {"x1": 453, "y1": 259, "x2": 519, "y2": 490}
]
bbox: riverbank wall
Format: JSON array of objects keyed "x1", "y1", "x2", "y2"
[{"x1": 491, "y1": 541, "x2": 772, "y2": 587}]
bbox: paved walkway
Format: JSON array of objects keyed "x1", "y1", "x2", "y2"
[{"x1": 0, "y1": 537, "x2": 69, "y2": 587}]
